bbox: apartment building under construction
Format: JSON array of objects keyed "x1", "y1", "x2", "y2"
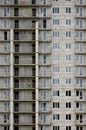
[{"x1": 0, "y1": 0, "x2": 86, "y2": 130}]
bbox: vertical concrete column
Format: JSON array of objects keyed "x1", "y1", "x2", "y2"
[
  {"x1": 10, "y1": 29, "x2": 14, "y2": 130},
  {"x1": 35, "y1": 21, "x2": 39, "y2": 130}
]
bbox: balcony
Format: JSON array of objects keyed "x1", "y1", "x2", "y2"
[
  {"x1": 39, "y1": 80, "x2": 51, "y2": 90},
  {"x1": 39, "y1": 48, "x2": 52, "y2": 54},
  {"x1": 39, "y1": 84, "x2": 52, "y2": 90},
  {"x1": 75, "y1": 119, "x2": 86, "y2": 125},
  {"x1": 39, "y1": 95, "x2": 52, "y2": 101},
  {"x1": 75, "y1": 95, "x2": 86, "y2": 101},
  {"x1": 75, "y1": 82, "x2": 86, "y2": 89},
  {"x1": 14, "y1": 80, "x2": 35, "y2": 89},
  {"x1": 75, "y1": 61, "x2": 86, "y2": 66},
  {"x1": 39, "y1": 107, "x2": 52, "y2": 113},
  {"x1": 75, "y1": 96, "x2": 83, "y2": 101},
  {"x1": 39, "y1": 71, "x2": 51, "y2": 78},
  {"x1": 75, "y1": 107, "x2": 86, "y2": 114},
  {"x1": 75, "y1": 0, "x2": 86, "y2": 6},
  {"x1": 38, "y1": 119, "x2": 52, "y2": 125},
  {"x1": 75, "y1": 49, "x2": 86, "y2": 55},
  {"x1": 14, "y1": 119, "x2": 35, "y2": 125},
  {"x1": 0, "y1": 107, "x2": 10, "y2": 112},
  {"x1": 14, "y1": 95, "x2": 35, "y2": 101},
  {"x1": 75, "y1": 73, "x2": 86, "y2": 78},
  {"x1": 39, "y1": 58, "x2": 51, "y2": 66},
  {"x1": 75, "y1": 13, "x2": 86, "y2": 19},
  {"x1": 0, "y1": 0, "x2": 52, "y2": 6}
]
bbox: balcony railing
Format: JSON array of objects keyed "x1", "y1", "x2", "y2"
[
  {"x1": 39, "y1": 48, "x2": 52, "y2": 54},
  {"x1": 75, "y1": 119, "x2": 86, "y2": 125},
  {"x1": 39, "y1": 95, "x2": 52, "y2": 101},
  {"x1": 39, "y1": 107, "x2": 52, "y2": 113},
  {"x1": 39, "y1": 119, "x2": 52, "y2": 125},
  {"x1": 39, "y1": 84, "x2": 51, "y2": 89},
  {"x1": 39, "y1": 71, "x2": 51, "y2": 77}
]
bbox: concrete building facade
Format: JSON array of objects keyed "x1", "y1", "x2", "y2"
[{"x1": 0, "y1": 0, "x2": 86, "y2": 130}]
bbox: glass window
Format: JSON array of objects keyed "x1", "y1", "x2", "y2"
[
  {"x1": 40, "y1": 90, "x2": 46, "y2": 99},
  {"x1": 3, "y1": 67, "x2": 9, "y2": 76},
  {"x1": 76, "y1": 31, "x2": 82, "y2": 40},
  {"x1": 76, "y1": 67, "x2": 83, "y2": 75},
  {"x1": 53, "y1": 91, "x2": 59, "y2": 96},
  {"x1": 4, "y1": 78, "x2": 9, "y2": 87},
  {"x1": 41, "y1": 126, "x2": 46, "y2": 130},
  {"x1": 41, "y1": 8, "x2": 46, "y2": 16},
  {"x1": 66, "y1": 90, "x2": 71, "y2": 96},
  {"x1": 53, "y1": 126, "x2": 60, "y2": 130},
  {"x1": 53, "y1": 102, "x2": 60, "y2": 108},
  {"x1": 53, "y1": 55, "x2": 59, "y2": 61},
  {"x1": 76, "y1": 55, "x2": 83, "y2": 64},
  {"x1": 53, "y1": 66, "x2": 59, "y2": 72},
  {"x1": 53, "y1": 114, "x2": 60, "y2": 120},
  {"x1": 53, "y1": 78, "x2": 59, "y2": 85},
  {"x1": 76, "y1": 79, "x2": 82, "y2": 87},
  {"x1": 53, "y1": 31, "x2": 59, "y2": 37},
  {"x1": 4, "y1": 43, "x2": 10, "y2": 52},
  {"x1": 3, "y1": 90, "x2": 9, "y2": 99},
  {"x1": 66, "y1": 55, "x2": 71, "y2": 61},
  {"x1": 43, "y1": 55, "x2": 46, "y2": 63},
  {"x1": 66, "y1": 66, "x2": 71, "y2": 72},
  {"x1": 53, "y1": 43, "x2": 59, "y2": 49},
  {"x1": 53, "y1": 8, "x2": 59, "y2": 13},
  {"x1": 41, "y1": 0, "x2": 46, "y2": 4},
  {"x1": 4, "y1": 19, "x2": 9, "y2": 28},
  {"x1": 66, "y1": 43, "x2": 71, "y2": 49},
  {"x1": 14, "y1": 20, "x2": 19, "y2": 28},
  {"x1": 14, "y1": 0, "x2": 18, "y2": 4},
  {"x1": 40, "y1": 19, "x2": 46, "y2": 28},
  {"x1": 76, "y1": 0, "x2": 83, "y2": 4},
  {"x1": 14, "y1": 8, "x2": 19, "y2": 16},
  {"x1": 66, "y1": 31, "x2": 71, "y2": 37},
  {"x1": 66, "y1": 8, "x2": 71, "y2": 13},
  {"x1": 4, "y1": 55, "x2": 10, "y2": 64},
  {"x1": 40, "y1": 102, "x2": 46, "y2": 111},
  {"x1": 40, "y1": 114, "x2": 46, "y2": 122},
  {"x1": 76, "y1": 19, "x2": 82, "y2": 28},
  {"x1": 4, "y1": 0, "x2": 9, "y2": 4},
  {"x1": 66, "y1": 126, "x2": 71, "y2": 130},
  {"x1": 4, "y1": 8, "x2": 9, "y2": 16},
  {"x1": 40, "y1": 67, "x2": 46, "y2": 76},
  {"x1": 41, "y1": 32, "x2": 46, "y2": 40},
  {"x1": 40, "y1": 79, "x2": 46, "y2": 87},
  {"x1": 3, "y1": 102, "x2": 9, "y2": 111},
  {"x1": 53, "y1": 0, "x2": 58, "y2": 1},
  {"x1": 76, "y1": 7, "x2": 83, "y2": 16},
  {"x1": 4, "y1": 114, "x2": 9, "y2": 123},
  {"x1": 76, "y1": 43, "x2": 83, "y2": 52},
  {"x1": 66, "y1": 114, "x2": 71, "y2": 120},
  {"x1": 66, "y1": 78, "x2": 71, "y2": 84},
  {"x1": 53, "y1": 19, "x2": 59, "y2": 25},
  {"x1": 66, "y1": 102, "x2": 71, "y2": 108},
  {"x1": 40, "y1": 43, "x2": 46, "y2": 52},
  {"x1": 4, "y1": 126, "x2": 9, "y2": 130},
  {"x1": 66, "y1": 19, "x2": 71, "y2": 25}
]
